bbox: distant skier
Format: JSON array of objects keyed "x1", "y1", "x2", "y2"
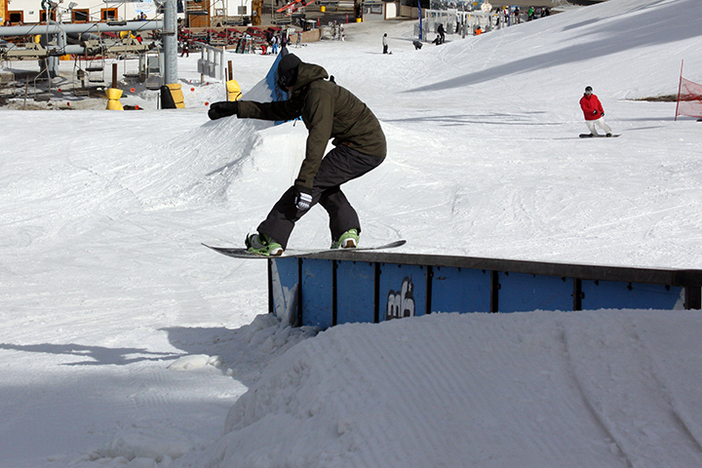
[
  {"x1": 382, "y1": 33, "x2": 389, "y2": 54},
  {"x1": 579, "y1": 86, "x2": 613, "y2": 137},
  {"x1": 208, "y1": 53, "x2": 387, "y2": 256},
  {"x1": 437, "y1": 23, "x2": 446, "y2": 44}
]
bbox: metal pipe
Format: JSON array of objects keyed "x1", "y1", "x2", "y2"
[
  {"x1": 0, "y1": 20, "x2": 164, "y2": 37},
  {"x1": 60, "y1": 44, "x2": 89, "y2": 54}
]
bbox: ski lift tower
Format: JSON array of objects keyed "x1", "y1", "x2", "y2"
[{"x1": 162, "y1": 0, "x2": 178, "y2": 85}]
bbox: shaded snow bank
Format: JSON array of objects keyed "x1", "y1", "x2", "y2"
[
  {"x1": 175, "y1": 310, "x2": 702, "y2": 468},
  {"x1": 61, "y1": 314, "x2": 319, "y2": 467}
]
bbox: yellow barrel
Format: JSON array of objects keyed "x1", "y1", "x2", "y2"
[
  {"x1": 105, "y1": 88, "x2": 124, "y2": 111},
  {"x1": 166, "y1": 83, "x2": 185, "y2": 109},
  {"x1": 226, "y1": 80, "x2": 242, "y2": 102}
]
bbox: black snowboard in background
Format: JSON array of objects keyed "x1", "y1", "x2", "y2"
[{"x1": 579, "y1": 133, "x2": 621, "y2": 138}]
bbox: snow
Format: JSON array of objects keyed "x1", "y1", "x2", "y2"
[{"x1": 1, "y1": 0, "x2": 702, "y2": 466}]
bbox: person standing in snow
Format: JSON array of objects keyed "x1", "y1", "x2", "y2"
[
  {"x1": 382, "y1": 33, "x2": 389, "y2": 54},
  {"x1": 437, "y1": 23, "x2": 446, "y2": 44},
  {"x1": 207, "y1": 53, "x2": 387, "y2": 256},
  {"x1": 271, "y1": 34, "x2": 279, "y2": 54},
  {"x1": 579, "y1": 86, "x2": 613, "y2": 137}
]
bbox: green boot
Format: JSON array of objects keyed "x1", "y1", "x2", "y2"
[
  {"x1": 245, "y1": 233, "x2": 283, "y2": 256},
  {"x1": 331, "y1": 229, "x2": 359, "y2": 249}
]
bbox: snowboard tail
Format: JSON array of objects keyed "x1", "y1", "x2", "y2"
[
  {"x1": 579, "y1": 133, "x2": 620, "y2": 138},
  {"x1": 203, "y1": 240, "x2": 406, "y2": 259}
]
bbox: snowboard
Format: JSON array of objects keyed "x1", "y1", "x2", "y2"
[
  {"x1": 579, "y1": 133, "x2": 620, "y2": 138},
  {"x1": 203, "y1": 240, "x2": 406, "y2": 259}
]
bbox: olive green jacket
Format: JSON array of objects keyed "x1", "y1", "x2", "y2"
[{"x1": 237, "y1": 62, "x2": 387, "y2": 189}]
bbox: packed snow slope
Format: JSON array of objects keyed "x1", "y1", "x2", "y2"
[{"x1": 1, "y1": 0, "x2": 702, "y2": 467}]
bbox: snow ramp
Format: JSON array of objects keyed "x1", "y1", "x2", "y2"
[
  {"x1": 125, "y1": 51, "x2": 288, "y2": 210},
  {"x1": 64, "y1": 51, "x2": 291, "y2": 214}
]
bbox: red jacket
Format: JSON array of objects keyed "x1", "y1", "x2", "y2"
[{"x1": 580, "y1": 93, "x2": 604, "y2": 121}]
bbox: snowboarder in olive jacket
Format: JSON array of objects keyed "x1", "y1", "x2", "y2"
[{"x1": 208, "y1": 52, "x2": 387, "y2": 256}]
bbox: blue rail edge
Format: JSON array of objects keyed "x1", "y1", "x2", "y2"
[{"x1": 265, "y1": 251, "x2": 702, "y2": 329}]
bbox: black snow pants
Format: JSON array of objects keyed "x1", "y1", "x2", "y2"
[{"x1": 257, "y1": 144, "x2": 384, "y2": 249}]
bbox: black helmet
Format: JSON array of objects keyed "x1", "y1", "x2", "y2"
[
  {"x1": 585, "y1": 86, "x2": 593, "y2": 92},
  {"x1": 277, "y1": 53, "x2": 302, "y2": 90}
]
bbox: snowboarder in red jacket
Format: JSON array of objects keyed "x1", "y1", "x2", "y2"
[{"x1": 579, "y1": 86, "x2": 613, "y2": 137}]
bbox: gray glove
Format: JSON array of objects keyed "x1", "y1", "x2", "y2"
[{"x1": 294, "y1": 186, "x2": 313, "y2": 211}]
